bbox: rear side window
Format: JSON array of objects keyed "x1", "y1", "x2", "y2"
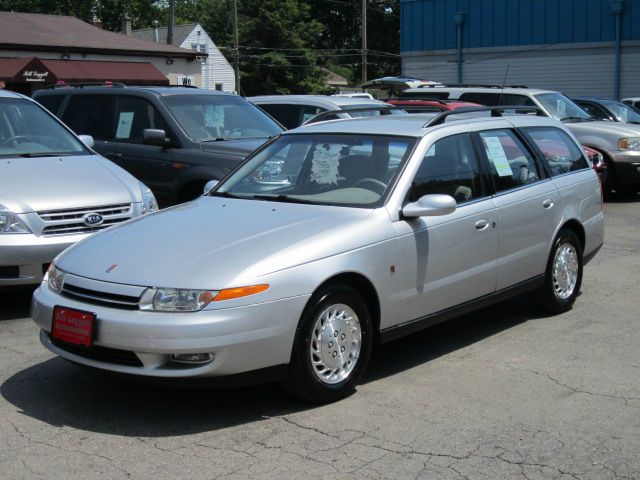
[
  {"x1": 62, "y1": 94, "x2": 115, "y2": 140},
  {"x1": 257, "y1": 104, "x2": 324, "y2": 129},
  {"x1": 523, "y1": 127, "x2": 588, "y2": 176},
  {"x1": 35, "y1": 94, "x2": 65, "y2": 116},
  {"x1": 576, "y1": 102, "x2": 609, "y2": 121},
  {"x1": 459, "y1": 92, "x2": 500, "y2": 105},
  {"x1": 410, "y1": 133, "x2": 484, "y2": 204},
  {"x1": 478, "y1": 129, "x2": 541, "y2": 192}
]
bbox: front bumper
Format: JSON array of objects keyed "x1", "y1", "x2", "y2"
[
  {"x1": 31, "y1": 283, "x2": 310, "y2": 379},
  {"x1": 612, "y1": 151, "x2": 640, "y2": 185},
  {"x1": 0, "y1": 233, "x2": 86, "y2": 286}
]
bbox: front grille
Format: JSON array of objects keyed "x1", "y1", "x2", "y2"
[
  {"x1": 0, "y1": 266, "x2": 20, "y2": 278},
  {"x1": 52, "y1": 339, "x2": 143, "y2": 367},
  {"x1": 61, "y1": 282, "x2": 140, "y2": 310},
  {"x1": 37, "y1": 203, "x2": 132, "y2": 235}
]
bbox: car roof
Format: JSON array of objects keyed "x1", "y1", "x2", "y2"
[
  {"x1": 248, "y1": 95, "x2": 389, "y2": 108},
  {"x1": 285, "y1": 112, "x2": 562, "y2": 138},
  {"x1": 402, "y1": 86, "x2": 556, "y2": 96},
  {"x1": 33, "y1": 86, "x2": 236, "y2": 97},
  {"x1": 0, "y1": 89, "x2": 25, "y2": 99}
]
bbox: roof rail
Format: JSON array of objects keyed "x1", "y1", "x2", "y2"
[
  {"x1": 416, "y1": 84, "x2": 529, "y2": 89},
  {"x1": 302, "y1": 105, "x2": 400, "y2": 125},
  {"x1": 424, "y1": 106, "x2": 542, "y2": 127},
  {"x1": 42, "y1": 81, "x2": 127, "y2": 89}
]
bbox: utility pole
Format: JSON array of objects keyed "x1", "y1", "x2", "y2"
[
  {"x1": 361, "y1": 0, "x2": 367, "y2": 87},
  {"x1": 232, "y1": 0, "x2": 241, "y2": 94},
  {"x1": 167, "y1": 0, "x2": 175, "y2": 44}
]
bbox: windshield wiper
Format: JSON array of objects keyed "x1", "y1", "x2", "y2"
[
  {"x1": 251, "y1": 194, "x2": 317, "y2": 204},
  {"x1": 15, "y1": 152, "x2": 75, "y2": 158},
  {"x1": 208, "y1": 191, "x2": 240, "y2": 198}
]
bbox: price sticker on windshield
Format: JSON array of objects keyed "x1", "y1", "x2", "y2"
[{"x1": 310, "y1": 144, "x2": 341, "y2": 185}]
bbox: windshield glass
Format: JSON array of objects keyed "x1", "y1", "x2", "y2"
[
  {"x1": 216, "y1": 133, "x2": 416, "y2": 207},
  {"x1": 162, "y1": 94, "x2": 283, "y2": 141},
  {"x1": 535, "y1": 93, "x2": 592, "y2": 121},
  {"x1": 0, "y1": 98, "x2": 87, "y2": 158},
  {"x1": 601, "y1": 100, "x2": 640, "y2": 123}
]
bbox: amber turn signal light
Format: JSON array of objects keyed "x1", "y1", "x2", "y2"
[{"x1": 213, "y1": 284, "x2": 269, "y2": 301}]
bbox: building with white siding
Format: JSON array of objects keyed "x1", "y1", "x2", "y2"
[{"x1": 133, "y1": 23, "x2": 235, "y2": 92}]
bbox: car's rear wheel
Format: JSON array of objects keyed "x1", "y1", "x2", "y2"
[
  {"x1": 283, "y1": 284, "x2": 372, "y2": 403},
  {"x1": 532, "y1": 229, "x2": 583, "y2": 314}
]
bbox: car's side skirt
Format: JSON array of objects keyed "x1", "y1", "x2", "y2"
[{"x1": 379, "y1": 275, "x2": 545, "y2": 344}]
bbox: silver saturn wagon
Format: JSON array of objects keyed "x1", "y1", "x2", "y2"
[
  {"x1": 0, "y1": 90, "x2": 157, "y2": 287},
  {"x1": 31, "y1": 107, "x2": 604, "y2": 403}
]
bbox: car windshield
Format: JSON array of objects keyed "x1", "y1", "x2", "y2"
[
  {"x1": 215, "y1": 133, "x2": 416, "y2": 208},
  {"x1": 162, "y1": 94, "x2": 283, "y2": 141},
  {"x1": 535, "y1": 93, "x2": 592, "y2": 122},
  {"x1": 0, "y1": 97, "x2": 87, "y2": 158},
  {"x1": 601, "y1": 100, "x2": 640, "y2": 123}
]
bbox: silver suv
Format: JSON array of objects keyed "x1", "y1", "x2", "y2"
[
  {"x1": 401, "y1": 85, "x2": 640, "y2": 194},
  {"x1": 31, "y1": 107, "x2": 603, "y2": 403},
  {"x1": 0, "y1": 90, "x2": 157, "y2": 287}
]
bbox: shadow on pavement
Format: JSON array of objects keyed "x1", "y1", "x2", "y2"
[
  {"x1": 1, "y1": 295, "x2": 543, "y2": 436},
  {"x1": 0, "y1": 287, "x2": 35, "y2": 321}
]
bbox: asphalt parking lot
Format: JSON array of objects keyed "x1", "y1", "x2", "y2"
[{"x1": 1, "y1": 194, "x2": 638, "y2": 480}]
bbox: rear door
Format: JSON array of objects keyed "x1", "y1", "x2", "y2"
[{"x1": 476, "y1": 128, "x2": 561, "y2": 290}]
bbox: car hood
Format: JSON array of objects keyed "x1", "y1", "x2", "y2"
[
  {"x1": 564, "y1": 120, "x2": 640, "y2": 138},
  {"x1": 56, "y1": 197, "x2": 380, "y2": 289},
  {"x1": 200, "y1": 138, "x2": 268, "y2": 158},
  {"x1": 0, "y1": 155, "x2": 136, "y2": 214}
]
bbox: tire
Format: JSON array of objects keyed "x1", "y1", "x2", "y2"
[
  {"x1": 282, "y1": 284, "x2": 373, "y2": 403},
  {"x1": 532, "y1": 229, "x2": 583, "y2": 314}
]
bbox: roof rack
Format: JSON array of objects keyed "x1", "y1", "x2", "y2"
[
  {"x1": 42, "y1": 81, "x2": 127, "y2": 89},
  {"x1": 424, "y1": 106, "x2": 542, "y2": 127},
  {"x1": 302, "y1": 105, "x2": 400, "y2": 125},
  {"x1": 416, "y1": 84, "x2": 529, "y2": 89}
]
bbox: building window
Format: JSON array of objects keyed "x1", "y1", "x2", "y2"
[{"x1": 215, "y1": 83, "x2": 223, "y2": 91}]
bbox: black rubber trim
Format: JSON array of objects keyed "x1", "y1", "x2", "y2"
[{"x1": 379, "y1": 275, "x2": 544, "y2": 344}]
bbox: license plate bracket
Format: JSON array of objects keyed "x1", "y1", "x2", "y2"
[{"x1": 52, "y1": 306, "x2": 96, "y2": 348}]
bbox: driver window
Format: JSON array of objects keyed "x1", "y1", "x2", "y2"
[{"x1": 410, "y1": 133, "x2": 483, "y2": 204}]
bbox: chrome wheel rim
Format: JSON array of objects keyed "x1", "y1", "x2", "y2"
[
  {"x1": 552, "y1": 242, "x2": 579, "y2": 300},
  {"x1": 309, "y1": 303, "x2": 362, "y2": 385}
]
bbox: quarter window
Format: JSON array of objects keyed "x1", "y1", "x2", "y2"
[
  {"x1": 410, "y1": 133, "x2": 483, "y2": 204},
  {"x1": 478, "y1": 129, "x2": 541, "y2": 192},
  {"x1": 62, "y1": 94, "x2": 115, "y2": 140},
  {"x1": 523, "y1": 127, "x2": 588, "y2": 176}
]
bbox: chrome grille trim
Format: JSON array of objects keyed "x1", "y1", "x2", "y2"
[
  {"x1": 61, "y1": 282, "x2": 141, "y2": 310},
  {"x1": 37, "y1": 204, "x2": 132, "y2": 236}
]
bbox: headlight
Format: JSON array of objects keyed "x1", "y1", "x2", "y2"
[
  {"x1": 45, "y1": 263, "x2": 66, "y2": 293},
  {"x1": 139, "y1": 284, "x2": 269, "y2": 312},
  {"x1": 618, "y1": 137, "x2": 640, "y2": 151},
  {"x1": 139, "y1": 182, "x2": 158, "y2": 215},
  {"x1": 139, "y1": 288, "x2": 218, "y2": 312},
  {"x1": 0, "y1": 204, "x2": 31, "y2": 234}
]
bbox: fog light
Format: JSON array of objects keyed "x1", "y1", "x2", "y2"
[{"x1": 170, "y1": 353, "x2": 214, "y2": 364}]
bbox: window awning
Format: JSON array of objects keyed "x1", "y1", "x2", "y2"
[{"x1": 0, "y1": 57, "x2": 169, "y2": 85}]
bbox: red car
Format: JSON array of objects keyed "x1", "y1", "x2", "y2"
[{"x1": 386, "y1": 99, "x2": 481, "y2": 113}]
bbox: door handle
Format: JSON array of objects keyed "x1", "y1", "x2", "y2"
[
  {"x1": 542, "y1": 198, "x2": 554, "y2": 209},
  {"x1": 475, "y1": 219, "x2": 490, "y2": 231},
  {"x1": 106, "y1": 152, "x2": 122, "y2": 159}
]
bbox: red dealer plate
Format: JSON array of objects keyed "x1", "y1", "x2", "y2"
[{"x1": 52, "y1": 306, "x2": 95, "y2": 347}]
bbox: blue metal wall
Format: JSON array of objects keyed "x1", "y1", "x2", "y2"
[{"x1": 400, "y1": 0, "x2": 640, "y2": 52}]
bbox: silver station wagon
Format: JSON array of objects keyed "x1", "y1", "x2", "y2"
[{"x1": 31, "y1": 107, "x2": 604, "y2": 403}]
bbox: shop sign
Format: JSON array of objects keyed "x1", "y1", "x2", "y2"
[
  {"x1": 23, "y1": 70, "x2": 49, "y2": 82},
  {"x1": 177, "y1": 75, "x2": 194, "y2": 86}
]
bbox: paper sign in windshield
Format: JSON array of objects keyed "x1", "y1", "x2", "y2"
[
  {"x1": 310, "y1": 144, "x2": 341, "y2": 185},
  {"x1": 115, "y1": 112, "x2": 134, "y2": 139},
  {"x1": 484, "y1": 137, "x2": 513, "y2": 177}
]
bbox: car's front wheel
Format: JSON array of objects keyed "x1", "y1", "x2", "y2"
[
  {"x1": 532, "y1": 229, "x2": 583, "y2": 314},
  {"x1": 283, "y1": 284, "x2": 373, "y2": 403}
]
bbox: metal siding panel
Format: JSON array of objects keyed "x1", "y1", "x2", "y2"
[
  {"x1": 494, "y1": 0, "x2": 507, "y2": 46},
  {"x1": 445, "y1": 0, "x2": 457, "y2": 50},
  {"x1": 531, "y1": 0, "x2": 546, "y2": 44}
]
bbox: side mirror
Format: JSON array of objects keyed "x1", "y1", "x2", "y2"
[
  {"x1": 78, "y1": 135, "x2": 95, "y2": 148},
  {"x1": 203, "y1": 180, "x2": 219, "y2": 195},
  {"x1": 402, "y1": 194, "x2": 456, "y2": 218},
  {"x1": 143, "y1": 129, "x2": 169, "y2": 147}
]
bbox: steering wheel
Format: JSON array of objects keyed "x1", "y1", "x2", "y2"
[
  {"x1": 0, "y1": 135, "x2": 34, "y2": 147},
  {"x1": 352, "y1": 178, "x2": 387, "y2": 195}
]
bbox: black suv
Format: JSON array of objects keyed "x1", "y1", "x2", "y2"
[{"x1": 33, "y1": 85, "x2": 283, "y2": 206}]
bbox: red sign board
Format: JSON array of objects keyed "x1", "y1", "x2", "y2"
[{"x1": 52, "y1": 306, "x2": 95, "y2": 347}]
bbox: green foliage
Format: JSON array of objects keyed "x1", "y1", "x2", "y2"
[{"x1": 0, "y1": 0, "x2": 400, "y2": 93}]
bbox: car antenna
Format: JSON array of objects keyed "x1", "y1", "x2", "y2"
[{"x1": 498, "y1": 64, "x2": 510, "y2": 107}]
